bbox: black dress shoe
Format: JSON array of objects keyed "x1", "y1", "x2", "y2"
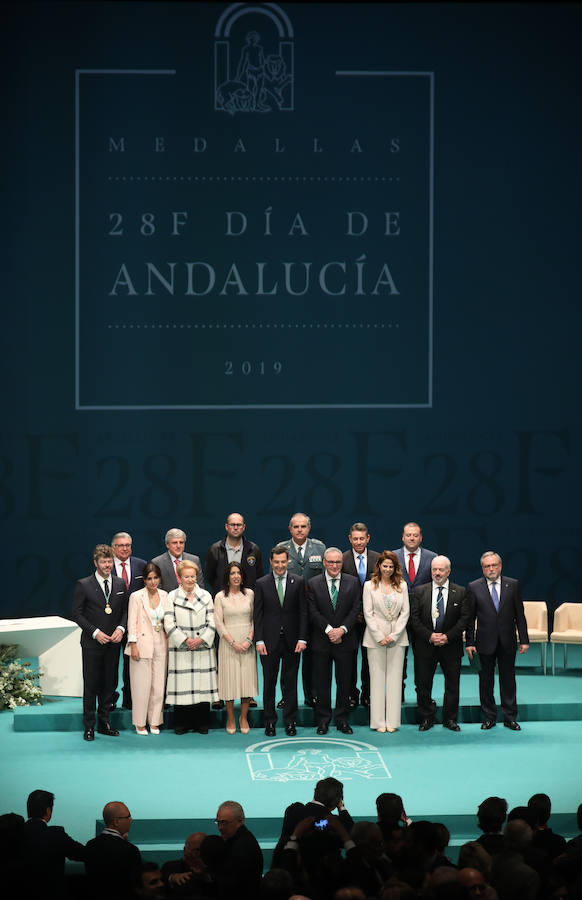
[
  {"x1": 443, "y1": 720, "x2": 461, "y2": 732},
  {"x1": 174, "y1": 727, "x2": 188, "y2": 735},
  {"x1": 419, "y1": 719, "x2": 434, "y2": 732},
  {"x1": 316, "y1": 723, "x2": 329, "y2": 735},
  {"x1": 97, "y1": 723, "x2": 120, "y2": 737},
  {"x1": 361, "y1": 696, "x2": 370, "y2": 708},
  {"x1": 83, "y1": 729, "x2": 94, "y2": 742},
  {"x1": 304, "y1": 696, "x2": 315, "y2": 708},
  {"x1": 265, "y1": 723, "x2": 276, "y2": 737},
  {"x1": 285, "y1": 724, "x2": 297, "y2": 736},
  {"x1": 248, "y1": 699, "x2": 257, "y2": 708},
  {"x1": 348, "y1": 697, "x2": 357, "y2": 709},
  {"x1": 198, "y1": 726, "x2": 209, "y2": 734},
  {"x1": 277, "y1": 699, "x2": 285, "y2": 709},
  {"x1": 337, "y1": 722, "x2": 353, "y2": 735},
  {"x1": 212, "y1": 699, "x2": 224, "y2": 710},
  {"x1": 481, "y1": 720, "x2": 496, "y2": 730},
  {"x1": 504, "y1": 720, "x2": 521, "y2": 731}
]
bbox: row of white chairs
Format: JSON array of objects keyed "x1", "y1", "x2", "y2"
[{"x1": 521, "y1": 601, "x2": 582, "y2": 675}]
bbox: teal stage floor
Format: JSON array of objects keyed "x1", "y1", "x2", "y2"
[{"x1": 2, "y1": 649, "x2": 581, "y2": 867}]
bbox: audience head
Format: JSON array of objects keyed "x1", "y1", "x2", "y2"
[
  {"x1": 313, "y1": 777, "x2": 344, "y2": 811},
  {"x1": 434, "y1": 823, "x2": 450, "y2": 854},
  {"x1": 351, "y1": 821, "x2": 386, "y2": 864},
  {"x1": 503, "y1": 818, "x2": 533, "y2": 852},
  {"x1": 260, "y1": 868, "x2": 294, "y2": 900},
  {"x1": 457, "y1": 842, "x2": 492, "y2": 878},
  {"x1": 280, "y1": 802, "x2": 308, "y2": 840},
  {"x1": 183, "y1": 832, "x2": 206, "y2": 872},
  {"x1": 507, "y1": 806, "x2": 535, "y2": 828},
  {"x1": 376, "y1": 793, "x2": 406, "y2": 828},
  {"x1": 527, "y1": 792, "x2": 552, "y2": 827},
  {"x1": 477, "y1": 796, "x2": 507, "y2": 833},
  {"x1": 103, "y1": 801, "x2": 132, "y2": 837},
  {"x1": 132, "y1": 862, "x2": 165, "y2": 899},
  {"x1": 458, "y1": 868, "x2": 487, "y2": 898},
  {"x1": 380, "y1": 881, "x2": 416, "y2": 900},
  {"x1": 199, "y1": 834, "x2": 227, "y2": 871},
  {"x1": 216, "y1": 801, "x2": 244, "y2": 840},
  {"x1": 26, "y1": 789, "x2": 54, "y2": 820}
]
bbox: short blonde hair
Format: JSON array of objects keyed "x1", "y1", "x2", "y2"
[{"x1": 177, "y1": 560, "x2": 199, "y2": 577}]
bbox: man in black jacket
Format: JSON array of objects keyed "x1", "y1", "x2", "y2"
[
  {"x1": 205, "y1": 513, "x2": 264, "y2": 596},
  {"x1": 84, "y1": 801, "x2": 141, "y2": 899},
  {"x1": 215, "y1": 801, "x2": 263, "y2": 900},
  {"x1": 22, "y1": 789, "x2": 85, "y2": 895}
]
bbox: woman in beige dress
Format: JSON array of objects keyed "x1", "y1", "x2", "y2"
[
  {"x1": 363, "y1": 550, "x2": 409, "y2": 733},
  {"x1": 125, "y1": 562, "x2": 169, "y2": 735},
  {"x1": 214, "y1": 561, "x2": 258, "y2": 734}
]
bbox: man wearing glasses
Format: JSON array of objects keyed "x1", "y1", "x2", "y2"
[
  {"x1": 205, "y1": 513, "x2": 264, "y2": 596},
  {"x1": 111, "y1": 531, "x2": 146, "y2": 709},
  {"x1": 215, "y1": 801, "x2": 263, "y2": 900},
  {"x1": 84, "y1": 802, "x2": 141, "y2": 894}
]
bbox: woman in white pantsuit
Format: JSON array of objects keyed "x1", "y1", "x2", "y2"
[
  {"x1": 363, "y1": 550, "x2": 409, "y2": 733},
  {"x1": 125, "y1": 562, "x2": 169, "y2": 735}
]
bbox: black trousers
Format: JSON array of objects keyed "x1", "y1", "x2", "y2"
[
  {"x1": 173, "y1": 702, "x2": 210, "y2": 732},
  {"x1": 415, "y1": 648, "x2": 462, "y2": 722},
  {"x1": 350, "y1": 619, "x2": 370, "y2": 700},
  {"x1": 81, "y1": 642, "x2": 121, "y2": 729},
  {"x1": 261, "y1": 633, "x2": 300, "y2": 726},
  {"x1": 313, "y1": 647, "x2": 352, "y2": 726},
  {"x1": 479, "y1": 642, "x2": 518, "y2": 722}
]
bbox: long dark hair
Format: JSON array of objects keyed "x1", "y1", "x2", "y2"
[
  {"x1": 222, "y1": 561, "x2": 247, "y2": 596},
  {"x1": 370, "y1": 551, "x2": 403, "y2": 590}
]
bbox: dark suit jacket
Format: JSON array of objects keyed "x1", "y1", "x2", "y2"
[
  {"x1": 394, "y1": 547, "x2": 437, "y2": 591},
  {"x1": 220, "y1": 825, "x2": 263, "y2": 900},
  {"x1": 410, "y1": 581, "x2": 469, "y2": 657},
  {"x1": 465, "y1": 576, "x2": 528, "y2": 653},
  {"x1": 84, "y1": 832, "x2": 141, "y2": 897},
  {"x1": 151, "y1": 550, "x2": 205, "y2": 593},
  {"x1": 113, "y1": 555, "x2": 146, "y2": 596},
  {"x1": 72, "y1": 575, "x2": 128, "y2": 646},
  {"x1": 342, "y1": 549, "x2": 380, "y2": 583},
  {"x1": 22, "y1": 818, "x2": 85, "y2": 886},
  {"x1": 303, "y1": 801, "x2": 354, "y2": 833},
  {"x1": 254, "y1": 572, "x2": 307, "y2": 651},
  {"x1": 306, "y1": 573, "x2": 361, "y2": 653},
  {"x1": 205, "y1": 538, "x2": 264, "y2": 596}
]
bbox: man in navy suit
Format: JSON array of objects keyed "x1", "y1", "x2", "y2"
[
  {"x1": 111, "y1": 531, "x2": 146, "y2": 709},
  {"x1": 306, "y1": 548, "x2": 361, "y2": 734},
  {"x1": 72, "y1": 544, "x2": 128, "y2": 740},
  {"x1": 466, "y1": 551, "x2": 529, "y2": 731},
  {"x1": 342, "y1": 521, "x2": 380, "y2": 709},
  {"x1": 254, "y1": 545, "x2": 307, "y2": 736},
  {"x1": 410, "y1": 556, "x2": 470, "y2": 731}
]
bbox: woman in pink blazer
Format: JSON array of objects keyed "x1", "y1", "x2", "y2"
[{"x1": 125, "y1": 562, "x2": 169, "y2": 734}]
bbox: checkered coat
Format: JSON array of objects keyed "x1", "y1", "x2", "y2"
[{"x1": 164, "y1": 587, "x2": 218, "y2": 705}]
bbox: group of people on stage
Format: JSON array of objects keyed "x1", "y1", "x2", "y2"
[{"x1": 71, "y1": 514, "x2": 529, "y2": 741}]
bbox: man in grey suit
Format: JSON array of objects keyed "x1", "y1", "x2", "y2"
[
  {"x1": 342, "y1": 521, "x2": 380, "y2": 709},
  {"x1": 410, "y1": 555, "x2": 469, "y2": 731},
  {"x1": 279, "y1": 512, "x2": 326, "y2": 706},
  {"x1": 466, "y1": 551, "x2": 529, "y2": 731},
  {"x1": 151, "y1": 528, "x2": 205, "y2": 593},
  {"x1": 393, "y1": 522, "x2": 437, "y2": 592}
]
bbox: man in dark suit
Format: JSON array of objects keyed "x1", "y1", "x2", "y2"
[
  {"x1": 410, "y1": 555, "x2": 470, "y2": 731},
  {"x1": 206, "y1": 512, "x2": 264, "y2": 596},
  {"x1": 254, "y1": 545, "x2": 307, "y2": 736},
  {"x1": 466, "y1": 551, "x2": 529, "y2": 730},
  {"x1": 215, "y1": 801, "x2": 263, "y2": 900},
  {"x1": 306, "y1": 548, "x2": 361, "y2": 734},
  {"x1": 151, "y1": 527, "x2": 205, "y2": 592},
  {"x1": 111, "y1": 531, "x2": 147, "y2": 709},
  {"x1": 304, "y1": 778, "x2": 354, "y2": 831},
  {"x1": 72, "y1": 544, "x2": 128, "y2": 741},
  {"x1": 84, "y1": 801, "x2": 141, "y2": 899},
  {"x1": 342, "y1": 521, "x2": 380, "y2": 709},
  {"x1": 22, "y1": 789, "x2": 85, "y2": 895}
]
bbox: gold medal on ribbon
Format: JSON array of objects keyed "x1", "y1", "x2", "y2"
[{"x1": 105, "y1": 605, "x2": 112, "y2": 614}]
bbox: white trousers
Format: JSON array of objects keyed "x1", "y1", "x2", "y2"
[
  {"x1": 367, "y1": 644, "x2": 406, "y2": 729},
  {"x1": 129, "y1": 630, "x2": 168, "y2": 727}
]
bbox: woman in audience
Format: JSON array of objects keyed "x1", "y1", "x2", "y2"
[
  {"x1": 363, "y1": 551, "x2": 409, "y2": 733},
  {"x1": 164, "y1": 559, "x2": 218, "y2": 734},
  {"x1": 213, "y1": 562, "x2": 258, "y2": 733},
  {"x1": 125, "y1": 561, "x2": 169, "y2": 735}
]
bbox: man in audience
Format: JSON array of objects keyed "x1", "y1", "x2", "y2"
[
  {"x1": 476, "y1": 796, "x2": 508, "y2": 855},
  {"x1": 111, "y1": 531, "x2": 147, "y2": 709},
  {"x1": 254, "y1": 545, "x2": 307, "y2": 736},
  {"x1": 132, "y1": 862, "x2": 166, "y2": 899},
  {"x1": 84, "y1": 801, "x2": 141, "y2": 898},
  {"x1": 72, "y1": 543, "x2": 128, "y2": 741},
  {"x1": 22, "y1": 789, "x2": 85, "y2": 894},
  {"x1": 151, "y1": 528, "x2": 205, "y2": 593},
  {"x1": 215, "y1": 801, "x2": 263, "y2": 900},
  {"x1": 527, "y1": 792, "x2": 567, "y2": 860},
  {"x1": 205, "y1": 512, "x2": 264, "y2": 596},
  {"x1": 306, "y1": 548, "x2": 360, "y2": 735},
  {"x1": 466, "y1": 551, "x2": 529, "y2": 731},
  {"x1": 345, "y1": 821, "x2": 393, "y2": 895},
  {"x1": 458, "y1": 867, "x2": 489, "y2": 897},
  {"x1": 342, "y1": 521, "x2": 380, "y2": 709},
  {"x1": 410, "y1": 555, "x2": 469, "y2": 732},
  {"x1": 279, "y1": 512, "x2": 326, "y2": 707},
  {"x1": 161, "y1": 831, "x2": 211, "y2": 895},
  {"x1": 304, "y1": 777, "x2": 354, "y2": 832},
  {"x1": 490, "y1": 819, "x2": 540, "y2": 900}
]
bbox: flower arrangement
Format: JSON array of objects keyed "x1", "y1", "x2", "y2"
[{"x1": 0, "y1": 644, "x2": 44, "y2": 710}]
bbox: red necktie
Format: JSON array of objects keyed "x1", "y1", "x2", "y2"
[
  {"x1": 174, "y1": 558, "x2": 181, "y2": 584},
  {"x1": 408, "y1": 554, "x2": 416, "y2": 584},
  {"x1": 121, "y1": 562, "x2": 129, "y2": 588}
]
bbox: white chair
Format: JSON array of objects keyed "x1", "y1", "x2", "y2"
[
  {"x1": 549, "y1": 603, "x2": 582, "y2": 675},
  {"x1": 522, "y1": 601, "x2": 548, "y2": 674}
]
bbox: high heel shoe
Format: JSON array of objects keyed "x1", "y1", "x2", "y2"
[
  {"x1": 239, "y1": 720, "x2": 250, "y2": 734},
  {"x1": 226, "y1": 723, "x2": 236, "y2": 735},
  {"x1": 150, "y1": 726, "x2": 160, "y2": 735},
  {"x1": 387, "y1": 727, "x2": 398, "y2": 733},
  {"x1": 136, "y1": 726, "x2": 148, "y2": 736}
]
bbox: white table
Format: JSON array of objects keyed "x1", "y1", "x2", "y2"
[{"x1": 0, "y1": 616, "x2": 83, "y2": 697}]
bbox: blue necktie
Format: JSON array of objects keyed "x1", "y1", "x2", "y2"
[
  {"x1": 357, "y1": 554, "x2": 366, "y2": 585},
  {"x1": 435, "y1": 587, "x2": 445, "y2": 631},
  {"x1": 491, "y1": 583, "x2": 500, "y2": 611}
]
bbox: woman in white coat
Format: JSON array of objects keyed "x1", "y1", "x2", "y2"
[
  {"x1": 363, "y1": 550, "x2": 409, "y2": 733},
  {"x1": 125, "y1": 561, "x2": 169, "y2": 735}
]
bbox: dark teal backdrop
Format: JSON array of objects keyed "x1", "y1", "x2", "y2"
[{"x1": 2, "y1": 1, "x2": 581, "y2": 616}]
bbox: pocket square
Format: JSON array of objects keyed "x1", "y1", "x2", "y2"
[{"x1": 116, "y1": 591, "x2": 124, "y2": 595}]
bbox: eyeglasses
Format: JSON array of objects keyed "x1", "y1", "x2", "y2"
[{"x1": 215, "y1": 818, "x2": 234, "y2": 826}]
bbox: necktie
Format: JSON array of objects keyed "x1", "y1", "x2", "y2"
[
  {"x1": 121, "y1": 562, "x2": 129, "y2": 588},
  {"x1": 104, "y1": 580, "x2": 110, "y2": 599},
  {"x1": 331, "y1": 579, "x2": 338, "y2": 609},
  {"x1": 297, "y1": 546, "x2": 303, "y2": 563},
  {"x1": 174, "y1": 558, "x2": 181, "y2": 585},
  {"x1": 435, "y1": 586, "x2": 444, "y2": 631},
  {"x1": 408, "y1": 554, "x2": 416, "y2": 584},
  {"x1": 357, "y1": 554, "x2": 366, "y2": 585},
  {"x1": 491, "y1": 583, "x2": 500, "y2": 611},
  {"x1": 277, "y1": 576, "x2": 284, "y2": 606}
]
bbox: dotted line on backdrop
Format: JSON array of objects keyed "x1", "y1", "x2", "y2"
[
  {"x1": 106, "y1": 175, "x2": 400, "y2": 182},
  {"x1": 106, "y1": 322, "x2": 399, "y2": 330}
]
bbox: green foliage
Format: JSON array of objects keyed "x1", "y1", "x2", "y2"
[{"x1": 0, "y1": 644, "x2": 44, "y2": 710}]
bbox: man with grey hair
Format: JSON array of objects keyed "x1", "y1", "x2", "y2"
[
  {"x1": 410, "y1": 555, "x2": 469, "y2": 731},
  {"x1": 279, "y1": 512, "x2": 326, "y2": 708},
  {"x1": 466, "y1": 551, "x2": 529, "y2": 731},
  {"x1": 306, "y1": 547, "x2": 360, "y2": 734},
  {"x1": 111, "y1": 531, "x2": 146, "y2": 709},
  {"x1": 151, "y1": 528, "x2": 205, "y2": 593},
  {"x1": 216, "y1": 801, "x2": 263, "y2": 900}
]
